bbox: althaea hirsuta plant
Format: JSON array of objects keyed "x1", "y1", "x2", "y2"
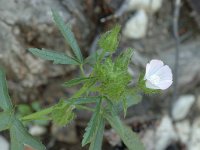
[{"x1": 0, "y1": 9, "x2": 173, "y2": 150}]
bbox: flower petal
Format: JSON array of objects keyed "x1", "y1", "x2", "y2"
[
  {"x1": 156, "y1": 80, "x2": 173, "y2": 90},
  {"x1": 144, "y1": 63, "x2": 150, "y2": 80},
  {"x1": 145, "y1": 60, "x2": 164, "y2": 79},
  {"x1": 145, "y1": 80, "x2": 160, "y2": 89},
  {"x1": 154, "y1": 65, "x2": 173, "y2": 81}
]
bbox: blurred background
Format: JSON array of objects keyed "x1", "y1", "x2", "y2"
[{"x1": 0, "y1": 0, "x2": 200, "y2": 150}]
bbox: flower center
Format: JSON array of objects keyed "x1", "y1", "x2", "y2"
[{"x1": 149, "y1": 74, "x2": 160, "y2": 85}]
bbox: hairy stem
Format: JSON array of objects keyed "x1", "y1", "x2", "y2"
[
  {"x1": 75, "y1": 105, "x2": 95, "y2": 112},
  {"x1": 80, "y1": 64, "x2": 86, "y2": 77},
  {"x1": 20, "y1": 106, "x2": 54, "y2": 121}
]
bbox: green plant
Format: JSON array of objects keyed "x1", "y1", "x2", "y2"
[{"x1": 0, "y1": 10, "x2": 173, "y2": 150}]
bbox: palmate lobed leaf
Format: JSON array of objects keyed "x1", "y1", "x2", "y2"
[
  {"x1": 10, "y1": 117, "x2": 46, "y2": 150},
  {"x1": 28, "y1": 48, "x2": 79, "y2": 65},
  {"x1": 0, "y1": 69, "x2": 13, "y2": 111},
  {"x1": 105, "y1": 114, "x2": 145, "y2": 150},
  {"x1": 0, "y1": 68, "x2": 46, "y2": 150},
  {"x1": 89, "y1": 115, "x2": 105, "y2": 150},
  {"x1": 82, "y1": 100, "x2": 102, "y2": 146},
  {"x1": 0, "y1": 111, "x2": 13, "y2": 132},
  {"x1": 51, "y1": 9, "x2": 83, "y2": 63}
]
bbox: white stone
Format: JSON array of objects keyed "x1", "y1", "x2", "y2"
[
  {"x1": 188, "y1": 118, "x2": 200, "y2": 150},
  {"x1": 29, "y1": 125, "x2": 46, "y2": 136},
  {"x1": 104, "y1": 129, "x2": 121, "y2": 146},
  {"x1": 142, "y1": 129, "x2": 155, "y2": 150},
  {"x1": 175, "y1": 120, "x2": 191, "y2": 144},
  {"x1": 0, "y1": 136, "x2": 9, "y2": 150},
  {"x1": 155, "y1": 115, "x2": 177, "y2": 150},
  {"x1": 123, "y1": 9, "x2": 148, "y2": 39},
  {"x1": 127, "y1": 0, "x2": 163, "y2": 13},
  {"x1": 172, "y1": 95, "x2": 195, "y2": 121}
]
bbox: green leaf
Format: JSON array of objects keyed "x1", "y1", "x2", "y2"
[
  {"x1": 0, "y1": 111, "x2": 13, "y2": 131},
  {"x1": 122, "y1": 97, "x2": 127, "y2": 117},
  {"x1": 17, "y1": 104, "x2": 32, "y2": 116},
  {"x1": 63, "y1": 77, "x2": 93, "y2": 88},
  {"x1": 31, "y1": 101, "x2": 41, "y2": 111},
  {"x1": 89, "y1": 116, "x2": 105, "y2": 150},
  {"x1": 51, "y1": 10, "x2": 83, "y2": 62},
  {"x1": 105, "y1": 114, "x2": 145, "y2": 150},
  {"x1": 28, "y1": 48, "x2": 79, "y2": 65},
  {"x1": 98, "y1": 25, "x2": 121, "y2": 53},
  {"x1": 108, "y1": 94, "x2": 142, "y2": 116},
  {"x1": 0, "y1": 69, "x2": 13, "y2": 111},
  {"x1": 82, "y1": 100, "x2": 102, "y2": 146},
  {"x1": 126, "y1": 93, "x2": 142, "y2": 108},
  {"x1": 51, "y1": 100, "x2": 75, "y2": 126},
  {"x1": 122, "y1": 125, "x2": 145, "y2": 150},
  {"x1": 10, "y1": 117, "x2": 46, "y2": 150}
]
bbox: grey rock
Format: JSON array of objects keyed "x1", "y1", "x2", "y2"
[
  {"x1": 123, "y1": 10, "x2": 148, "y2": 39},
  {"x1": 160, "y1": 40, "x2": 200, "y2": 92},
  {"x1": 188, "y1": 117, "x2": 200, "y2": 150},
  {"x1": 155, "y1": 115, "x2": 177, "y2": 150},
  {"x1": 175, "y1": 120, "x2": 191, "y2": 144},
  {"x1": 172, "y1": 95, "x2": 195, "y2": 121},
  {"x1": 197, "y1": 95, "x2": 200, "y2": 110},
  {"x1": 142, "y1": 129, "x2": 155, "y2": 150},
  {"x1": 0, "y1": 0, "x2": 90, "y2": 101}
]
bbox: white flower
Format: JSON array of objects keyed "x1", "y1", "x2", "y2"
[{"x1": 144, "y1": 59, "x2": 173, "y2": 90}]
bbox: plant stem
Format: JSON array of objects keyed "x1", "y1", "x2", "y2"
[
  {"x1": 75, "y1": 105, "x2": 95, "y2": 112},
  {"x1": 21, "y1": 106, "x2": 54, "y2": 121},
  {"x1": 80, "y1": 64, "x2": 85, "y2": 77}
]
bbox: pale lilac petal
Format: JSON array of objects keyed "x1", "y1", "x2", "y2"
[
  {"x1": 144, "y1": 59, "x2": 173, "y2": 90},
  {"x1": 156, "y1": 80, "x2": 173, "y2": 90},
  {"x1": 154, "y1": 65, "x2": 173, "y2": 81},
  {"x1": 146, "y1": 80, "x2": 160, "y2": 89},
  {"x1": 144, "y1": 63, "x2": 150, "y2": 80},
  {"x1": 146, "y1": 60, "x2": 164, "y2": 78}
]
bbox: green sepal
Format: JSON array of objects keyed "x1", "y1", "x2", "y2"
[
  {"x1": 98, "y1": 25, "x2": 121, "y2": 53},
  {"x1": 51, "y1": 100, "x2": 75, "y2": 126}
]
